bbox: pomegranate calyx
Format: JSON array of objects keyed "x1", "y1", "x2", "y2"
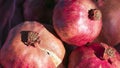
[
  {"x1": 21, "y1": 31, "x2": 40, "y2": 46},
  {"x1": 99, "y1": 43, "x2": 115, "y2": 60},
  {"x1": 103, "y1": 47, "x2": 115, "y2": 59},
  {"x1": 88, "y1": 9, "x2": 102, "y2": 20}
]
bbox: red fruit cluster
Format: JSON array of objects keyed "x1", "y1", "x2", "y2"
[
  {"x1": 53, "y1": 0, "x2": 120, "y2": 68},
  {"x1": 0, "y1": 0, "x2": 120, "y2": 68}
]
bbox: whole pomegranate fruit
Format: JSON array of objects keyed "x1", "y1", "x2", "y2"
[
  {"x1": 23, "y1": 0, "x2": 56, "y2": 24},
  {"x1": 94, "y1": 0, "x2": 120, "y2": 46},
  {"x1": 0, "y1": 21, "x2": 65, "y2": 68},
  {"x1": 53, "y1": 0, "x2": 102, "y2": 46},
  {"x1": 68, "y1": 43, "x2": 120, "y2": 68}
]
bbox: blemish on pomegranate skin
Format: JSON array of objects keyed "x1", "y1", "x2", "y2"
[{"x1": 47, "y1": 52, "x2": 50, "y2": 55}]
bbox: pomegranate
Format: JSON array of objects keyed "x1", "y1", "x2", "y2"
[
  {"x1": 68, "y1": 42, "x2": 120, "y2": 68},
  {"x1": 0, "y1": 21, "x2": 65, "y2": 68},
  {"x1": 53, "y1": 0, "x2": 102, "y2": 46},
  {"x1": 94, "y1": 0, "x2": 120, "y2": 46},
  {"x1": 23, "y1": 0, "x2": 56, "y2": 24}
]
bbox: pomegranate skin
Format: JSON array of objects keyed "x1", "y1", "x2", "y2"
[
  {"x1": 23, "y1": 0, "x2": 56, "y2": 24},
  {"x1": 94, "y1": 0, "x2": 120, "y2": 46},
  {"x1": 68, "y1": 43, "x2": 120, "y2": 68},
  {"x1": 0, "y1": 21, "x2": 65, "y2": 68},
  {"x1": 53, "y1": 0, "x2": 102, "y2": 46}
]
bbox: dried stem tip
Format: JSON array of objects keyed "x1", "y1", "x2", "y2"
[
  {"x1": 21, "y1": 31, "x2": 40, "y2": 46},
  {"x1": 88, "y1": 9, "x2": 102, "y2": 20}
]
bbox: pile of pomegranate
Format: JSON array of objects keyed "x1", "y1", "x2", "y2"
[{"x1": 0, "y1": 0, "x2": 120, "y2": 68}]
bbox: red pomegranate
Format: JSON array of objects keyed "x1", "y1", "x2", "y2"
[
  {"x1": 53, "y1": 0, "x2": 102, "y2": 46},
  {"x1": 0, "y1": 21, "x2": 65, "y2": 68},
  {"x1": 23, "y1": 0, "x2": 56, "y2": 24},
  {"x1": 68, "y1": 42, "x2": 120, "y2": 68},
  {"x1": 94, "y1": 0, "x2": 120, "y2": 46}
]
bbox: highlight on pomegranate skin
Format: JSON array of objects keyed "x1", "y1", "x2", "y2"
[{"x1": 53, "y1": 0, "x2": 102, "y2": 46}]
